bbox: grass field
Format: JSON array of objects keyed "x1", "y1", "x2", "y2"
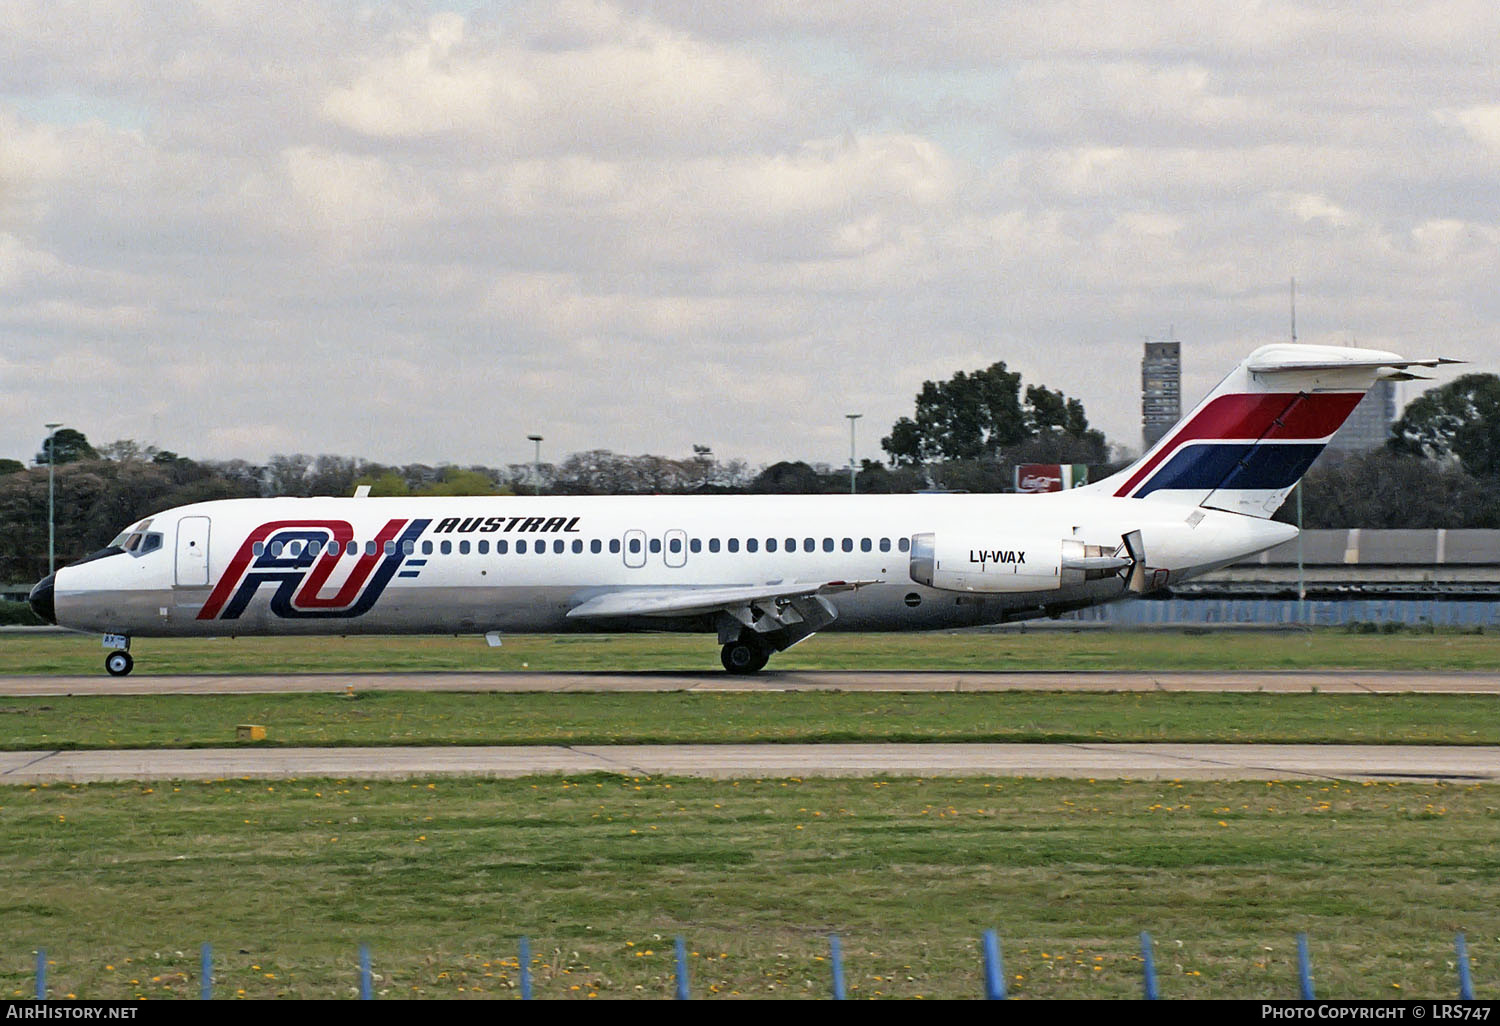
[
  {"x1": 2, "y1": 628, "x2": 1496, "y2": 1000},
  {"x1": 3, "y1": 627, "x2": 1500, "y2": 675},
  {"x1": 0, "y1": 691, "x2": 1497, "y2": 750},
  {"x1": 0, "y1": 775, "x2": 1493, "y2": 1000}
]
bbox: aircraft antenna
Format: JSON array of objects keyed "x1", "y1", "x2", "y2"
[{"x1": 1290, "y1": 276, "x2": 1297, "y2": 342}]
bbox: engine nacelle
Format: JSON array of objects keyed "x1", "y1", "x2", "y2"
[{"x1": 909, "y1": 533, "x2": 1128, "y2": 593}]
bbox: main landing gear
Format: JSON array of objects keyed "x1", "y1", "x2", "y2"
[{"x1": 720, "y1": 635, "x2": 770, "y2": 675}]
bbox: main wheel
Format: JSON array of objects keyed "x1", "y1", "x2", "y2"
[
  {"x1": 720, "y1": 638, "x2": 770, "y2": 674},
  {"x1": 105, "y1": 651, "x2": 134, "y2": 677}
]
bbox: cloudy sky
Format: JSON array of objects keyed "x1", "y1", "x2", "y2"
[{"x1": 2, "y1": 1, "x2": 1496, "y2": 471}]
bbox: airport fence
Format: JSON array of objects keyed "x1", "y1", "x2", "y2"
[
  {"x1": 22, "y1": 930, "x2": 1480, "y2": 1000},
  {"x1": 1067, "y1": 597, "x2": 1500, "y2": 627}
]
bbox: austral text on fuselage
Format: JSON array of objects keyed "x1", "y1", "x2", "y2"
[
  {"x1": 432, "y1": 516, "x2": 582, "y2": 534},
  {"x1": 970, "y1": 549, "x2": 1026, "y2": 566}
]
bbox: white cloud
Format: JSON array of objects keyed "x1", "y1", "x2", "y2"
[{"x1": 0, "y1": 1, "x2": 1496, "y2": 467}]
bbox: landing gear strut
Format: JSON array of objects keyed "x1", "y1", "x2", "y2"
[{"x1": 720, "y1": 635, "x2": 770, "y2": 674}]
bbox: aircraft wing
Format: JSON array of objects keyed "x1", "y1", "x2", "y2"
[{"x1": 565, "y1": 580, "x2": 877, "y2": 620}]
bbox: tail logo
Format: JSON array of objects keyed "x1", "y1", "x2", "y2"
[
  {"x1": 1116, "y1": 392, "x2": 1363, "y2": 498},
  {"x1": 198, "y1": 518, "x2": 431, "y2": 620}
]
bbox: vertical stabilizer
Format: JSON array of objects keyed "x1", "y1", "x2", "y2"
[{"x1": 1087, "y1": 344, "x2": 1451, "y2": 518}]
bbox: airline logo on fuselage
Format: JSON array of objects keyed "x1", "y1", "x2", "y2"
[
  {"x1": 199, "y1": 518, "x2": 431, "y2": 620},
  {"x1": 433, "y1": 516, "x2": 580, "y2": 534}
]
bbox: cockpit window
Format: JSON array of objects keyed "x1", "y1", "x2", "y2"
[{"x1": 119, "y1": 531, "x2": 164, "y2": 557}]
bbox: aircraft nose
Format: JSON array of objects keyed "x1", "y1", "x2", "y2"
[{"x1": 28, "y1": 574, "x2": 56, "y2": 625}]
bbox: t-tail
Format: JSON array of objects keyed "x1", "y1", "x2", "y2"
[{"x1": 1087, "y1": 343, "x2": 1458, "y2": 519}]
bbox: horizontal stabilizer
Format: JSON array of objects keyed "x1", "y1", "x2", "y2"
[{"x1": 1246, "y1": 354, "x2": 1461, "y2": 375}]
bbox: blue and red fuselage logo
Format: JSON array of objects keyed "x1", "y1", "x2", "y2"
[{"x1": 198, "y1": 518, "x2": 430, "y2": 620}]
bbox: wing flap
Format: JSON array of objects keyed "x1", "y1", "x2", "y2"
[{"x1": 565, "y1": 581, "x2": 875, "y2": 620}]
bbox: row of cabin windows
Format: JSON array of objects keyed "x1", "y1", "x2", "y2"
[{"x1": 255, "y1": 536, "x2": 912, "y2": 558}]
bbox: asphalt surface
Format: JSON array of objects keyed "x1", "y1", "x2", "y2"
[
  {"x1": 2, "y1": 669, "x2": 1495, "y2": 785},
  {"x1": 1, "y1": 669, "x2": 1498, "y2": 695},
  {"x1": 1, "y1": 742, "x2": 1495, "y2": 784}
]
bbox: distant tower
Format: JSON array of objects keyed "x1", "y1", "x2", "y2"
[
  {"x1": 1326, "y1": 379, "x2": 1396, "y2": 455},
  {"x1": 1141, "y1": 337, "x2": 1181, "y2": 450}
]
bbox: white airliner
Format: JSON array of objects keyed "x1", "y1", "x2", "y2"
[{"x1": 29, "y1": 344, "x2": 1450, "y2": 675}]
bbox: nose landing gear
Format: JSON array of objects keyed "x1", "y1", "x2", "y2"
[{"x1": 102, "y1": 634, "x2": 133, "y2": 676}]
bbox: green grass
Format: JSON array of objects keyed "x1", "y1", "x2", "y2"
[
  {"x1": 4, "y1": 627, "x2": 1500, "y2": 675},
  {"x1": 1, "y1": 691, "x2": 1497, "y2": 750},
  {"x1": 0, "y1": 775, "x2": 1494, "y2": 999}
]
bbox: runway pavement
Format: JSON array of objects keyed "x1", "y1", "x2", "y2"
[
  {"x1": 2, "y1": 668, "x2": 1499, "y2": 695},
  {"x1": 2, "y1": 742, "x2": 1496, "y2": 784}
]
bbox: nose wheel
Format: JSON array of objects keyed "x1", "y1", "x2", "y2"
[{"x1": 105, "y1": 651, "x2": 134, "y2": 676}]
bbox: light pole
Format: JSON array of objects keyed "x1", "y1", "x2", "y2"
[
  {"x1": 44, "y1": 423, "x2": 62, "y2": 576},
  {"x1": 845, "y1": 414, "x2": 861, "y2": 494},
  {"x1": 527, "y1": 434, "x2": 543, "y2": 496}
]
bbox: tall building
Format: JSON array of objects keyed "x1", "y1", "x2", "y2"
[
  {"x1": 1326, "y1": 379, "x2": 1396, "y2": 455},
  {"x1": 1141, "y1": 339, "x2": 1181, "y2": 450}
]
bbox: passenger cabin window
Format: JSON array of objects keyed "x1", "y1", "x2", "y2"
[
  {"x1": 765, "y1": 538, "x2": 777, "y2": 553},
  {"x1": 402, "y1": 540, "x2": 415, "y2": 555},
  {"x1": 497, "y1": 540, "x2": 508, "y2": 555},
  {"x1": 727, "y1": 538, "x2": 740, "y2": 553},
  {"x1": 365, "y1": 541, "x2": 377, "y2": 556},
  {"x1": 440, "y1": 540, "x2": 452, "y2": 555},
  {"x1": 253, "y1": 542, "x2": 265, "y2": 556},
  {"x1": 649, "y1": 538, "x2": 661, "y2": 554},
  {"x1": 709, "y1": 539, "x2": 721, "y2": 553},
  {"x1": 573, "y1": 540, "x2": 584, "y2": 554},
  {"x1": 553, "y1": 540, "x2": 564, "y2": 554},
  {"x1": 804, "y1": 538, "x2": 815, "y2": 552},
  {"x1": 899, "y1": 537, "x2": 910, "y2": 552},
  {"x1": 384, "y1": 540, "x2": 396, "y2": 555},
  {"x1": 591, "y1": 539, "x2": 602, "y2": 554},
  {"x1": 785, "y1": 537, "x2": 795, "y2": 552},
  {"x1": 459, "y1": 540, "x2": 471, "y2": 555},
  {"x1": 879, "y1": 538, "x2": 891, "y2": 552},
  {"x1": 822, "y1": 538, "x2": 834, "y2": 552},
  {"x1": 422, "y1": 541, "x2": 433, "y2": 555},
  {"x1": 610, "y1": 539, "x2": 621, "y2": 554},
  {"x1": 629, "y1": 538, "x2": 642, "y2": 554},
  {"x1": 517, "y1": 540, "x2": 528, "y2": 554},
  {"x1": 668, "y1": 537, "x2": 682, "y2": 554},
  {"x1": 746, "y1": 538, "x2": 758, "y2": 553},
  {"x1": 842, "y1": 538, "x2": 853, "y2": 552},
  {"x1": 477, "y1": 540, "x2": 489, "y2": 555},
  {"x1": 689, "y1": 539, "x2": 701, "y2": 554},
  {"x1": 347, "y1": 541, "x2": 358, "y2": 556},
  {"x1": 861, "y1": 538, "x2": 872, "y2": 552}
]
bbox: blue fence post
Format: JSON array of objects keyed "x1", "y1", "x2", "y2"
[
  {"x1": 519, "y1": 936, "x2": 532, "y2": 1000},
  {"x1": 35, "y1": 948, "x2": 45, "y2": 1001},
  {"x1": 674, "y1": 936, "x2": 690, "y2": 1000},
  {"x1": 1140, "y1": 932, "x2": 1159, "y2": 1000},
  {"x1": 829, "y1": 934, "x2": 846, "y2": 1000},
  {"x1": 1297, "y1": 933, "x2": 1315, "y2": 1000},
  {"x1": 982, "y1": 929, "x2": 1006, "y2": 1000},
  {"x1": 201, "y1": 942, "x2": 212, "y2": 1000},
  {"x1": 1457, "y1": 933, "x2": 1475, "y2": 1001},
  {"x1": 359, "y1": 944, "x2": 372, "y2": 1000}
]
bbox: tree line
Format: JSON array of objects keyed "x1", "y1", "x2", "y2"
[{"x1": 4, "y1": 369, "x2": 1498, "y2": 585}]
